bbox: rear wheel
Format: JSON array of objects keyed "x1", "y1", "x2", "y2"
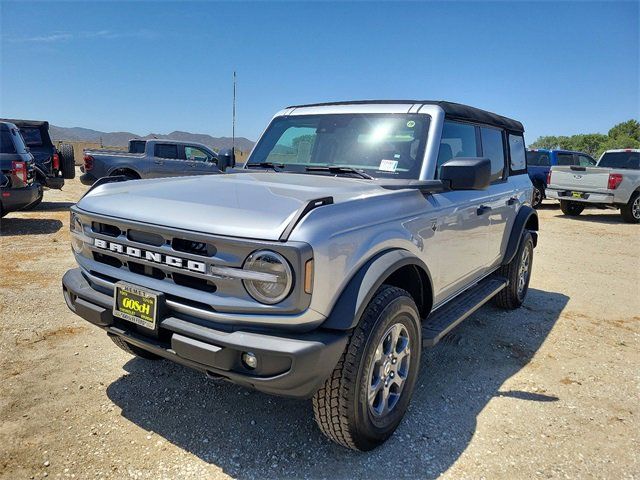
[
  {"x1": 59, "y1": 143, "x2": 75, "y2": 179},
  {"x1": 560, "y1": 200, "x2": 584, "y2": 217},
  {"x1": 620, "y1": 193, "x2": 640, "y2": 224},
  {"x1": 494, "y1": 231, "x2": 534, "y2": 310},
  {"x1": 109, "y1": 335, "x2": 161, "y2": 360},
  {"x1": 532, "y1": 185, "x2": 544, "y2": 209},
  {"x1": 312, "y1": 285, "x2": 421, "y2": 451}
]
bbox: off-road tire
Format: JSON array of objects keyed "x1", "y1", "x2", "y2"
[
  {"x1": 59, "y1": 143, "x2": 75, "y2": 179},
  {"x1": 532, "y1": 185, "x2": 544, "y2": 209},
  {"x1": 312, "y1": 285, "x2": 421, "y2": 451},
  {"x1": 109, "y1": 335, "x2": 161, "y2": 360},
  {"x1": 560, "y1": 200, "x2": 584, "y2": 217},
  {"x1": 620, "y1": 192, "x2": 640, "y2": 224},
  {"x1": 494, "y1": 230, "x2": 534, "y2": 310}
]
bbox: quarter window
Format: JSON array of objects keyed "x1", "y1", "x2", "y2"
[
  {"x1": 509, "y1": 135, "x2": 527, "y2": 173},
  {"x1": 480, "y1": 127, "x2": 505, "y2": 182},
  {"x1": 437, "y1": 121, "x2": 478, "y2": 175}
]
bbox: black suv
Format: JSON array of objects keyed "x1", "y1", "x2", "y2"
[
  {"x1": 0, "y1": 122, "x2": 43, "y2": 217},
  {"x1": 0, "y1": 119, "x2": 75, "y2": 208}
]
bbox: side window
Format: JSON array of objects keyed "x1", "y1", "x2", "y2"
[
  {"x1": 578, "y1": 154, "x2": 596, "y2": 166},
  {"x1": 154, "y1": 144, "x2": 178, "y2": 159},
  {"x1": 437, "y1": 121, "x2": 478, "y2": 176},
  {"x1": 0, "y1": 130, "x2": 16, "y2": 154},
  {"x1": 556, "y1": 153, "x2": 575, "y2": 166},
  {"x1": 185, "y1": 146, "x2": 211, "y2": 162},
  {"x1": 508, "y1": 135, "x2": 527, "y2": 173},
  {"x1": 265, "y1": 126, "x2": 316, "y2": 164},
  {"x1": 480, "y1": 127, "x2": 505, "y2": 182}
]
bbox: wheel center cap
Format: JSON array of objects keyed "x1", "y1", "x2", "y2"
[{"x1": 383, "y1": 361, "x2": 392, "y2": 377}]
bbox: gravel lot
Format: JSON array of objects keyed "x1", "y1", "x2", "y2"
[{"x1": 1, "y1": 171, "x2": 638, "y2": 479}]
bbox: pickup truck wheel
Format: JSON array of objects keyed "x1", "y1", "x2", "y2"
[
  {"x1": 109, "y1": 335, "x2": 161, "y2": 360},
  {"x1": 560, "y1": 200, "x2": 584, "y2": 217},
  {"x1": 59, "y1": 143, "x2": 76, "y2": 179},
  {"x1": 620, "y1": 193, "x2": 640, "y2": 224},
  {"x1": 494, "y1": 231, "x2": 534, "y2": 310},
  {"x1": 312, "y1": 285, "x2": 421, "y2": 451},
  {"x1": 532, "y1": 186, "x2": 543, "y2": 209}
]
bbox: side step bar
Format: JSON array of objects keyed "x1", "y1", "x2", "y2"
[{"x1": 422, "y1": 277, "x2": 508, "y2": 347}]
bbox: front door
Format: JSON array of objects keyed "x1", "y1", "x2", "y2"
[
  {"x1": 183, "y1": 145, "x2": 220, "y2": 175},
  {"x1": 152, "y1": 143, "x2": 186, "y2": 178}
]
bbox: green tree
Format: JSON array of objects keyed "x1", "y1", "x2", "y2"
[{"x1": 608, "y1": 119, "x2": 640, "y2": 142}]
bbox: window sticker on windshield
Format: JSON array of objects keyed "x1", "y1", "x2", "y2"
[
  {"x1": 379, "y1": 159, "x2": 398, "y2": 172},
  {"x1": 406, "y1": 120, "x2": 415, "y2": 128}
]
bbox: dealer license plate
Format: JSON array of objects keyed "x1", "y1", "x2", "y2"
[{"x1": 113, "y1": 282, "x2": 159, "y2": 330}]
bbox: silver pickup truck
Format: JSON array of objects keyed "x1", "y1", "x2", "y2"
[
  {"x1": 62, "y1": 100, "x2": 538, "y2": 450},
  {"x1": 80, "y1": 139, "x2": 234, "y2": 185},
  {"x1": 546, "y1": 149, "x2": 640, "y2": 223}
]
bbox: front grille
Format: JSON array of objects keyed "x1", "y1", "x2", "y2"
[
  {"x1": 172, "y1": 238, "x2": 215, "y2": 257},
  {"x1": 127, "y1": 229, "x2": 165, "y2": 247},
  {"x1": 128, "y1": 261, "x2": 166, "y2": 280},
  {"x1": 92, "y1": 222, "x2": 121, "y2": 237},
  {"x1": 172, "y1": 272, "x2": 217, "y2": 293},
  {"x1": 93, "y1": 252, "x2": 122, "y2": 268}
]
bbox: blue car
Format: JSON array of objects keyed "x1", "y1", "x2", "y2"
[{"x1": 526, "y1": 149, "x2": 596, "y2": 207}]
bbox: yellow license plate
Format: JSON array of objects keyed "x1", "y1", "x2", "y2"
[
  {"x1": 572, "y1": 192, "x2": 583, "y2": 198},
  {"x1": 113, "y1": 282, "x2": 158, "y2": 330}
]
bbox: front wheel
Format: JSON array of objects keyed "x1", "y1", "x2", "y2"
[
  {"x1": 620, "y1": 193, "x2": 640, "y2": 224},
  {"x1": 560, "y1": 200, "x2": 584, "y2": 216},
  {"x1": 312, "y1": 285, "x2": 421, "y2": 451}
]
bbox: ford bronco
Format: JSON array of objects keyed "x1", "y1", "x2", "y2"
[{"x1": 62, "y1": 100, "x2": 538, "y2": 450}]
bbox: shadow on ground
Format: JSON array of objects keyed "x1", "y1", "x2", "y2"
[
  {"x1": 0, "y1": 217, "x2": 63, "y2": 235},
  {"x1": 35, "y1": 201, "x2": 75, "y2": 212},
  {"x1": 107, "y1": 288, "x2": 568, "y2": 479},
  {"x1": 551, "y1": 211, "x2": 628, "y2": 224}
]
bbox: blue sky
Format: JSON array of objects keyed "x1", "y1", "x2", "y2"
[{"x1": 1, "y1": 1, "x2": 638, "y2": 142}]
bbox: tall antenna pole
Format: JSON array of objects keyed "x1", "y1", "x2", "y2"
[{"x1": 232, "y1": 71, "x2": 236, "y2": 157}]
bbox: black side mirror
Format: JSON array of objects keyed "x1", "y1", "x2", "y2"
[
  {"x1": 440, "y1": 157, "x2": 491, "y2": 190},
  {"x1": 217, "y1": 148, "x2": 236, "y2": 171}
]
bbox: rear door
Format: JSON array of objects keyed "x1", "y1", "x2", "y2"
[
  {"x1": 152, "y1": 143, "x2": 187, "y2": 178},
  {"x1": 182, "y1": 145, "x2": 220, "y2": 175}
]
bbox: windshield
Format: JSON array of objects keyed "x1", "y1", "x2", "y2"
[
  {"x1": 526, "y1": 151, "x2": 550, "y2": 167},
  {"x1": 247, "y1": 114, "x2": 429, "y2": 179},
  {"x1": 598, "y1": 151, "x2": 640, "y2": 170}
]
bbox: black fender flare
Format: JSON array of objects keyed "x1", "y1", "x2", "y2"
[
  {"x1": 108, "y1": 166, "x2": 140, "y2": 178},
  {"x1": 502, "y1": 205, "x2": 539, "y2": 266},
  {"x1": 321, "y1": 249, "x2": 433, "y2": 331}
]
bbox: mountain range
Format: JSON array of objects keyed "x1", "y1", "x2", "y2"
[{"x1": 49, "y1": 125, "x2": 255, "y2": 153}]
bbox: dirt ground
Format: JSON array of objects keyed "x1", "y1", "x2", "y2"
[{"x1": 1, "y1": 171, "x2": 638, "y2": 479}]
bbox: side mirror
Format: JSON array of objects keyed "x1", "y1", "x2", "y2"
[
  {"x1": 440, "y1": 157, "x2": 491, "y2": 190},
  {"x1": 217, "y1": 148, "x2": 236, "y2": 171}
]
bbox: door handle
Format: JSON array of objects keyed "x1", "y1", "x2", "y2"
[
  {"x1": 477, "y1": 205, "x2": 492, "y2": 215},
  {"x1": 154, "y1": 160, "x2": 164, "y2": 165},
  {"x1": 507, "y1": 196, "x2": 519, "y2": 206}
]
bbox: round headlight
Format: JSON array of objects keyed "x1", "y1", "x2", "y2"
[
  {"x1": 242, "y1": 250, "x2": 293, "y2": 304},
  {"x1": 71, "y1": 216, "x2": 84, "y2": 254}
]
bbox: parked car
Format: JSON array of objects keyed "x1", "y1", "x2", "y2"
[
  {"x1": 0, "y1": 119, "x2": 74, "y2": 208},
  {"x1": 80, "y1": 139, "x2": 233, "y2": 185},
  {"x1": 0, "y1": 122, "x2": 43, "y2": 217},
  {"x1": 546, "y1": 149, "x2": 640, "y2": 223},
  {"x1": 526, "y1": 149, "x2": 596, "y2": 207},
  {"x1": 62, "y1": 100, "x2": 538, "y2": 450}
]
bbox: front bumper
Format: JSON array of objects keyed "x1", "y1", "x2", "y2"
[
  {"x1": 62, "y1": 268, "x2": 347, "y2": 398},
  {"x1": 546, "y1": 188, "x2": 615, "y2": 204},
  {"x1": 80, "y1": 172, "x2": 98, "y2": 186},
  {"x1": 0, "y1": 183, "x2": 42, "y2": 213}
]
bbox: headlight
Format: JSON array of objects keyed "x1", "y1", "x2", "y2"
[
  {"x1": 70, "y1": 213, "x2": 85, "y2": 253},
  {"x1": 242, "y1": 250, "x2": 293, "y2": 304}
]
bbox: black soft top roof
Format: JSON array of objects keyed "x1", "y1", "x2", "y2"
[
  {"x1": 286, "y1": 100, "x2": 524, "y2": 133},
  {"x1": 0, "y1": 118, "x2": 49, "y2": 129}
]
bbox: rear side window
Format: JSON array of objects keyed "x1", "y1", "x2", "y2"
[
  {"x1": 20, "y1": 127, "x2": 43, "y2": 147},
  {"x1": 0, "y1": 130, "x2": 16, "y2": 154},
  {"x1": 526, "y1": 151, "x2": 551, "y2": 167},
  {"x1": 480, "y1": 127, "x2": 505, "y2": 182},
  {"x1": 437, "y1": 121, "x2": 478, "y2": 176},
  {"x1": 154, "y1": 144, "x2": 178, "y2": 159},
  {"x1": 508, "y1": 134, "x2": 527, "y2": 174},
  {"x1": 130, "y1": 141, "x2": 146, "y2": 154},
  {"x1": 556, "y1": 153, "x2": 575, "y2": 166}
]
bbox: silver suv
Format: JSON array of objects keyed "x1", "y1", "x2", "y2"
[{"x1": 62, "y1": 100, "x2": 538, "y2": 450}]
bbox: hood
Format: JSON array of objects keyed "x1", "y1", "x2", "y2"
[{"x1": 77, "y1": 172, "x2": 391, "y2": 240}]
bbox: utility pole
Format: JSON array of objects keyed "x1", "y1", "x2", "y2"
[{"x1": 232, "y1": 71, "x2": 236, "y2": 158}]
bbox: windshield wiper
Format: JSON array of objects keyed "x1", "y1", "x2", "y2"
[
  {"x1": 246, "y1": 162, "x2": 286, "y2": 171},
  {"x1": 305, "y1": 166, "x2": 373, "y2": 180}
]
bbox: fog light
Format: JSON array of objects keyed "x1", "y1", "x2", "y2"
[{"x1": 242, "y1": 352, "x2": 258, "y2": 370}]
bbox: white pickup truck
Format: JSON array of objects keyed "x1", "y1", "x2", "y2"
[{"x1": 546, "y1": 149, "x2": 640, "y2": 223}]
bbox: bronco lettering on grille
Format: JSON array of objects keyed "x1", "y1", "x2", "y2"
[{"x1": 94, "y1": 238, "x2": 206, "y2": 273}]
